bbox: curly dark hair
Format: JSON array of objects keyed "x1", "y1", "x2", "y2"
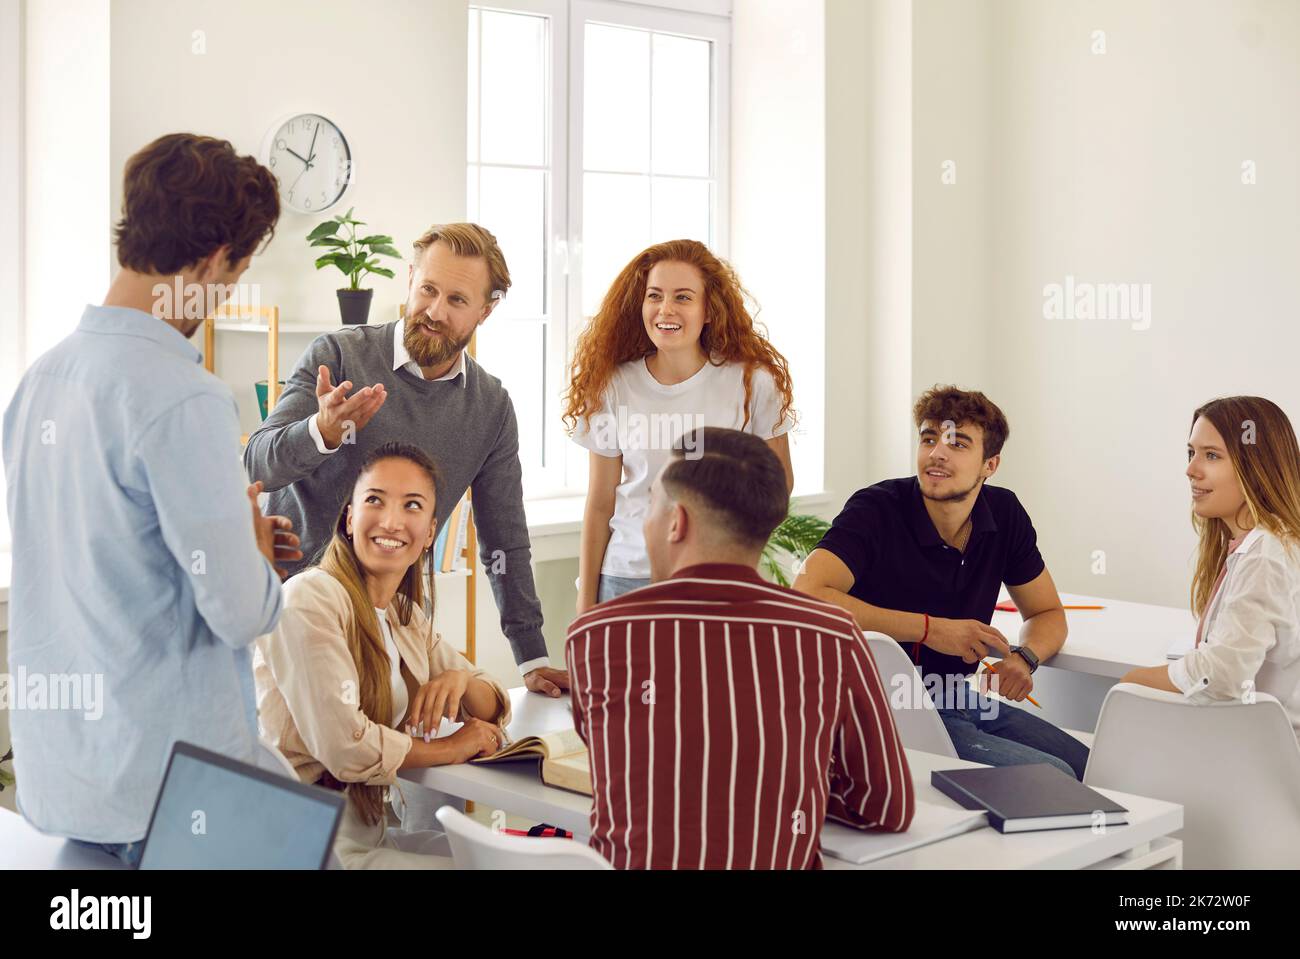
[
  {"x1": 114, "y1": 133, "x2": 280, "y2": 274},
  {"x1": 913, "y1": 385, "x2": 1010, "y2": 459}
]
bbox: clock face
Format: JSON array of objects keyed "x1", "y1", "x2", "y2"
[{"x1": 263, "y1": 113, "x2": 352, "y2": 214}]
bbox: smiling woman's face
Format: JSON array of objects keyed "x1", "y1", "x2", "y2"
[
  {"x1": 345, "y1": 457, "x2": 438, "y2": 581},
  {"x1": 642, "y1": 260, "x2": 707, "y2": 353},
  {"x1": 1187, "y1": 415, "x2": 1247, "y2": 527}
]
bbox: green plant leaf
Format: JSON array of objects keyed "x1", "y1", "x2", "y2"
[
  {"x1": 309, "y1": 236, "x2": 350, "y2": 248},
  {"x1": 357, "y1": 234, "x2": 394, "y2": 247},
  {"x1": 305, "y1": 220, "x2": 340, "y2": 241},
  {"x1": 369, "y1": 267, "x2": 396, "y2": 279},
  {"x1": 314, "y1": 253, "x2": 345, "y2": 271},
  {"x1": 370, "y1": 243, "x2": 403, "y2": 259}
]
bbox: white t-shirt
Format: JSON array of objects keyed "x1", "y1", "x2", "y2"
[
  {"x1": 374, "y1": 607, "x2": 409, "y2": 728},
  {"x1": 571, "y1": 355, "x2": 792, "y2": 578}
]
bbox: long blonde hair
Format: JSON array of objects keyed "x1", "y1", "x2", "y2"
[
  {"x1": 1190, "y1": 396, "x2": 1300, "y2": 616},
  {"x1": 316, "y1": 442, "x2": 441, "y2": 825}
]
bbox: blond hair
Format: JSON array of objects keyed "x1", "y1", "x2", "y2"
[{"x1": 411, "y1": 222, "x2": 511, "y2": 303}]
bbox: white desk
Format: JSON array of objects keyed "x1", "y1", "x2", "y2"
[
  {"x1": 0, "y1": 807, "x2": 125, "y2": 869},
  {"x1": 825, "y1": 750, "x2": 1183, "y2": 870},
  {"x1": 992, "y1": 591, "x2": 1194, "y2": 679},
  {"x1": 989, "y1": 591, "x2": 1196, "y2": 732},
  {"x1": 401, "y1": 689, "x2": 1184, "y2": 868}
]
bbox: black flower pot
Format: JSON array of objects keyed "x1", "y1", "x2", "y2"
[{"x1": 337, "y1": 289, "x2": 374, "y2": 326}]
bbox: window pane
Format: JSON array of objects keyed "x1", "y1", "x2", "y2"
[
  {"x1": 477, "y1": 166, "x2": 546, "y2": 317},
  {"x1": 651, "y1": 33, "x2": 711, "y2": 177},
  {"x1": 582, "y1": 173, "x2": 650, "y2": 316},
  {"x1": 479, "y1": 10, "x2": 546, "y2": 166},
  {"x1": 584, "y1": 23, "x2": 649, "y2": 174},
  {"x1": 475, "y1": 318, "x2": 546, "y2": 472},
  {"x1": 651, "y1": 176, "x2": 710, "y2": 246},
  {"x1": 467, "y1": 9, "x2": 479, "y2": 164}
]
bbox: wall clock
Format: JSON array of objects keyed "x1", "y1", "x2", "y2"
[{"x1": 261, "y1": 113, "x2": 352, "y2": 214}]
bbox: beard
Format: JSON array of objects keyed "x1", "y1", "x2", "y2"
[
  {"x1": 403, "y1": 314, "x2": 474, "y2": 368},
  {"x1": 920, "y1": 473, "x2": 983, "y2": 504}
]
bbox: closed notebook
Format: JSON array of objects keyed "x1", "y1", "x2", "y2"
[
  {"x1": 820, "y1": 801, "x2": 988, "y2": 865},
  {"x1": 471, "y1": 727, "x2": 592, "y2": 797},
  {"x1": 931, "y1": 763, "x2": 1128, "y2": 833}
]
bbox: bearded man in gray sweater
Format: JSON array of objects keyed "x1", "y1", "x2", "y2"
[{"x1": 245, "y1": 222, "x2": 568, "y2": 696}]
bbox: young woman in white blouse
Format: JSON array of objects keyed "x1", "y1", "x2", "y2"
[
  {"x1": 1122, "y1": 396, "x2": 1300, "y2": 735},
  {"x1": 255, "y1": 442, "x2": 509, "y2": 869},
  {"x1": 563, "y1": 239, "x2": 797, "y2": 612}
]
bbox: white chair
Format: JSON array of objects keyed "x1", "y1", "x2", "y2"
[
  {"x1": 434, "y1": 805, "x2": 612, "y2": 870},
  {"x1": 864, "y1": 633, "x2": 959, "y2": 758},
  {"x1": 1084, "y1": 682, "x2": 1300, "y2": 869}
]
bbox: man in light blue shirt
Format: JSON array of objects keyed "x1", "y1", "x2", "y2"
[{"x1": 1, "y1": 133, "x2": 296, "y2": 866}]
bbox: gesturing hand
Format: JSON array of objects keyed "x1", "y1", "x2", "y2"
[
  {"x1": 925, "y1": 617, "x2": 1012, "y2": 664},
  {"x1": 247, "y1": 481, "x2": 302, "y2": 580},
  {"x1": 315, "y1": 365, "x2": 387, "y2": 449},
  {"x1": 407, "y1": 669, "x2": 473, "y2": 739}
]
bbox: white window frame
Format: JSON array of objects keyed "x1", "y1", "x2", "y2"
[{"x1": 471, "y1": 0, "x2": 730, "y2": 499}]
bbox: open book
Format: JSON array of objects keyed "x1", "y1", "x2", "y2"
[
  {"x1": 470, "y1": 727, "x2": 592, "y2": 797},
  {"x1": 820, "y1": 800, "x2": 988, "y2": 865}
]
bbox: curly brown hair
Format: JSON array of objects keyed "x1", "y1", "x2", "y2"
[
  {"x1": 562, "y1": 239, "x2": 795, "y2": 434},
  {"x1": 913, "y1": 385, "x2": 1010, "y2": 459},
  {"x1": 114, "y1": 133, "x2": 280, "y2": 275}
]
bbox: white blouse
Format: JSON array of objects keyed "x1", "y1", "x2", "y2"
[{"x1": 1169, "y1": 528, "x2": 1300, "y2": 735}]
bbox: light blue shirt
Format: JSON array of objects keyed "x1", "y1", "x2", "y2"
[{"x1": 2, "y1": 305, "x2": 282, "y2": 842}]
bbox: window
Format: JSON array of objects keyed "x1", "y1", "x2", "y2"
[{"x1": 468, "y1": 0, "x2": 729, "y2": 497}]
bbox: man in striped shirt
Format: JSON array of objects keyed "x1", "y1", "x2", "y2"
[{"x1": 566, "y1": 428, "x2": 914, "y2": 869}]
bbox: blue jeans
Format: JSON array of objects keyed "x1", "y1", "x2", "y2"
[
  {"x1": 939, "y1": 702, "x2": 1089, "y2": 781},
  {"x1": 71, "y1": 838, "x2": 145, "y2": 868},
  {"x1": 597, "y1": 574, "x2": 651, "y2": 603}
]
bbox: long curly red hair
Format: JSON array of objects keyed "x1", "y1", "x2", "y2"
[{"x1": 563, "y1": 239, "x2": 795, "y2": 434}]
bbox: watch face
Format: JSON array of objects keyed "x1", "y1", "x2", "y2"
[{"x1": 264, "y1": 114, "x2": 352, "y2": 213}]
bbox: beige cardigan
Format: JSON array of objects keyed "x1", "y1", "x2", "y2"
[{"x1": 254, "y1": 567, "x2": 512, "y2": 787}]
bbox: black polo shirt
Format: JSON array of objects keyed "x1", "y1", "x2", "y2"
[{"x1": 815, "y1": 476, "x2": 1045, "y2": 679}]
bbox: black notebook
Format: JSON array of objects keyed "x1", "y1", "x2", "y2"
[{"x1": 931, "y1": 764, "x2": 1128, "y2": 833}]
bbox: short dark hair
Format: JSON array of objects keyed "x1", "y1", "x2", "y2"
[
  {"x1": 913, "y1": 384, "x2": 1011, "y2": 459},
  {"x1": 661, "y1": 428, "x2": 787, "y2": 549},
  {"x1": 114, "y1": 133, "x2": 280, "y2": 275}
]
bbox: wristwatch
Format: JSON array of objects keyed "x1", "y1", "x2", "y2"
[{"x1": 1011, "y1": 645, "x2": 1040, "y2": 673}]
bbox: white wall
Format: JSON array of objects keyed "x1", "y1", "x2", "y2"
[
  {"x1": 824, "y1": 0, "x2": 914, "y2": 509},
  {"x1": 730, "y1": 0, "x2": 825, "y2": 496},
  {"x1": 109, "y1": 0, "x2": 470, "y2": 438},
  {"x1": 24, "y1": 0, "x2": 110, "y2": 365},
  {"x1": 985, "y1": 0, "x2": 1300, "y2": 607}
]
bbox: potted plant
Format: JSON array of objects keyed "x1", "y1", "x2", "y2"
[
  {"x1": 761, "y1": 506, "x2": 831, "y2": 587},
  {"x1": 307, "y1": 208, "x2": 403, "y2": 326}
]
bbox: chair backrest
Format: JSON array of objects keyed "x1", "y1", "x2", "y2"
[
  {"x1": 864, "y1": 633, "x2": 959, "y2": 759},
  {"x1": 1085, "y1": 682, "x2": 1300, "y2": 868},
  {"x1": 434, "y1": 806, "x2": 612, "y2": 870}
]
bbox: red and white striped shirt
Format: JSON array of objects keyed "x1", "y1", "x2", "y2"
[{"x1": 565, "y1": 563, "x2": 914, "y2": 869}]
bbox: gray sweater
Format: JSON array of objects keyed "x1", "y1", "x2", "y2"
[{"x1": 243, "y1": 320, "x2": 546, "y2": 665}]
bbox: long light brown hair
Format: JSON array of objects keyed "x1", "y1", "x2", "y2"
[
  {"x1": 1189, "y1": 396, "x2": 1300, "y2": 616},
  {"x1": 562, "y1": 239, "x2": 795, "y2": 434},
  {"x1": 316, "y1": 442, "x2": 441, "y2": 825}
]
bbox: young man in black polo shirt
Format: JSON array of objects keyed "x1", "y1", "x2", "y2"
[{"x1": 794, "y1": 385, "x2": 1088, "y2": 779}]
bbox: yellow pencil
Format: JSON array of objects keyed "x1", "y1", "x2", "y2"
[{"x1": 981, "y1": 660, "x2": 1042, "y2": 708}]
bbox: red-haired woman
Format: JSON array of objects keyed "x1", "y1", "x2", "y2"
[{"x1": 563, "y1": 239, "x2": 796, "y2": 613}]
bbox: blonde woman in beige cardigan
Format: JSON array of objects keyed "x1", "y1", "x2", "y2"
[{"x1": 255, "y1": 441, "x2": 510, "y2": 869}]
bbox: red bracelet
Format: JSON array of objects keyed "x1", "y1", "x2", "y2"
[{"x1": 914, "y1": 613, "x2": 929, "y2": 664}]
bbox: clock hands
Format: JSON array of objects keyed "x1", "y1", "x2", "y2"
[
  {"x1": 286, "y1": 147, "x2": 312, "y2": 168},
  {"x1": 306, "y1": 122, "x2": 320, "y2": 167}
]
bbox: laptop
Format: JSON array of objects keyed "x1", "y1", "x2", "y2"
[{"x1": 139, "y1": 740, "x2": 345, "y2": 870}]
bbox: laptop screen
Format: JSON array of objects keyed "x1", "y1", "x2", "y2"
[{"x1": 140, "y1": 741, "x2": 345, "y2": 870}]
